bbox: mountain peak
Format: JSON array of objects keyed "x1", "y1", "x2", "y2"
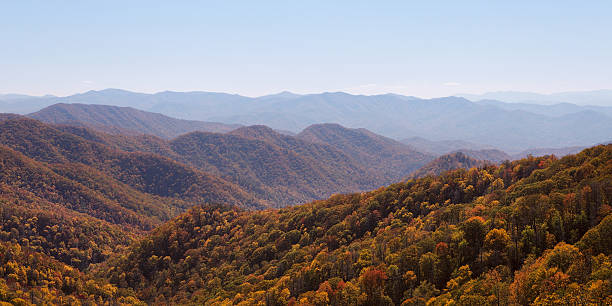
[{"x1": 229, "y1": 125, "x2": 280, "y2": 139}]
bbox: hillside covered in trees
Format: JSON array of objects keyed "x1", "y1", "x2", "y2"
[
  {"x1": 0, "y1": 241, "x2": 143, "y2": 305},
  {"x1": 99, "y1": 145, "x2": 612, "y2": 304},
  {"x1": 408, "y1": 152, "x2": 491, "y2": 179},
  {"x1": 0, "y1": 117, "x2": 268, "y2": 210},
  {"x1": 0, "y1": 114, "x2": 610, "y2": 305},
  {"x1": 297, "y1": 123, "x2": 432, "y2": 180},
  {"x1": 7, "y1": 116, "x2": 435, "y2": 207}
]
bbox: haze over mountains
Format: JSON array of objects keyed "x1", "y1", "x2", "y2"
[
  {"x1": 458, "y1": 89, "x2": 612, "y2": 106},
  {"x1": 2, "y1": 88, "x2": 611, "y2": 152},
  {"x1": 28, "y1": 103, "x2": 241, "y2": 138}
]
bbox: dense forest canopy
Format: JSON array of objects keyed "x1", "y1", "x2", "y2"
[{"x1": 99, "y1": 145, "x2": 612, "y2": 304}]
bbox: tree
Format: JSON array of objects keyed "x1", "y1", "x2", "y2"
[
  {"x1": 462, "y1": 216, "x2": 487, "y2": 266},
  {"x1": 359, "y1": 267, "x2": 390, "y2": 305},
  {"x1": 484, "y1": 228, "x2": 510, "y2": 267}
]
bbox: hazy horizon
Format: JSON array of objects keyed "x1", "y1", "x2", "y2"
[
  {"x1": 2, "y1": 1, "x2": 611, "y2": 98},
  {"x1": 3, "y1": 87, "x2": 612, "y2": 102}
]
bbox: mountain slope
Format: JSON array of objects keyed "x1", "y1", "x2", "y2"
[
  {"x1": 408, "y1": 151, "x2": 490, "y2": 179},
  {"x1": 169, "y1": 129, "x2": 380, "y2": 207},
  {"x1": 0, "y1": 145, "x2": 160, "y2": 230},
  {"x1": 101, "y1": 145, "x2": 612, "y2": 304},
  {"x1": 0, "y1": 240, "x2": 142, "y2": 304},
  {"x1": 55, "y1": 123, "x2": 431, "y2": 207},
  {"x1": 28, "y1": 103, "x2": 241, "y2": 138},
  {"x1": 297, "y1": 123, "x2": 433, "y2": 179},
  {"x1": 0, "y1": 117, "x2": 266, "y2": 210}
]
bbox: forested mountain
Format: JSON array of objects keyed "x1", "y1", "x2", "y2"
[
  {"x1": 0, "y1": 113, "x2": 22, "y2": 122},
  {"x1": 45, "y1": 121, "x2": 434, "y2": 207},
  {"x1": 0, "y1": 116, "x2": 287, "y2": 304},
  {"x1": 168, "y1": 130, "x2": 380, "y2": 207},
  {"x1": 0, "y1": 116, "x2": 268, "y2": 277},
  {"x1": 99, "y1": 145, "x2": 612, "y2": 304},
  {"x1": 408, "y1": 152, "x2": 491, "y2": 179},
  {"x1": 28, "y1": 103, "x2": 241, "y2": 138},
  {"x1": 0, "y1": 117, "x2": 263, "y2": 210},
  {"x1": 297, "y1": 123, "x2": 432, "y2": 179},
  {"x1": 3, "y1": 89, "x2": 612, "y2": 151},
  {"x1": 0, "y1": 241, "x2": 142, "y2": 304}
]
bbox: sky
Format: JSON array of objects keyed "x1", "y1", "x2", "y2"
[{"x1": 1, "y1": 1, "x2": 611, "y2": 98}]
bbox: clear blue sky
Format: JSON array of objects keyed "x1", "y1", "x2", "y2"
[{"x1": 1, "y1": 1, "x2": 610, "y2": 97}]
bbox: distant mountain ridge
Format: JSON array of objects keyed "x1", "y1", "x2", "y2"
[
  {"x1": 401, "y1": 136, "x2": 494, "y2": 155},
  {"x1": 512, "y1": 146, "x2": 587, "y2": 159},
  {"x1": 3, "y1": 89, "x2": 612, "y2": 151},
  {"x1": 459, "y1": 89, "x2": 612, "y2": 106},
  {"x1": 28, "y1": 103, "x2": 241, "y2": 138}
]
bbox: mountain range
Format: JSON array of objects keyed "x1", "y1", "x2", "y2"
[
  {"x1": 0, "y1": 102, "x2": 610, "y2": 304},
  {"x1": 0, "y1": 114, "x2": 438, "y2": 208},
  {"x1": 28, "y1": 103, "x2": 241, "y2": 138},
  {"x1": 458, "y1": 89, "x2": 612, "y2": 106},
  {"x1": 2, "y1": 89, "x2": 612, "y2": 152}
]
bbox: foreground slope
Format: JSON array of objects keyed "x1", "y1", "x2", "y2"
[
  {"x1": 102, "y1": 145, "x2": 612, "y2": 304},
  {"x1": 0, "y1": 241, "x2": 142, "y2": 305}
]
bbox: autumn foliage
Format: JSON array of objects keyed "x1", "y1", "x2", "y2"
[{"x1": 98, "y1": 145, "x2": 612, "y2": 304}]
